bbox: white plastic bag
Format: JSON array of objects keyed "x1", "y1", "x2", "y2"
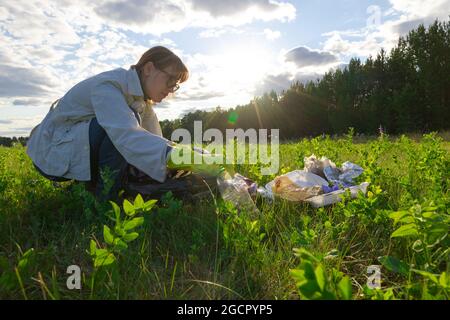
[
  {"x1": 305, "y1": 182, "x2": 370, "y2": 208},
  {"x1": 265, "y1": 170, "x2": 328, "y2": 202}
]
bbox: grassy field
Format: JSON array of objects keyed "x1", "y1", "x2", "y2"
[{"x1": 0, "y1": 131, "x2": 449, "y2": 300}]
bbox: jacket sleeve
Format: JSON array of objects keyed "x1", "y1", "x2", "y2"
[
  {"x1": 140, "y1": 105, "x2": 163, "y2": 137},
  {"x1": 90, "y1": 80, "x2": 170, "y2": 182}
]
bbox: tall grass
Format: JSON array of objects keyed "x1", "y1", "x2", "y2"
[{"x1": 0, "y1": 132, "x2": 448, "y2": 299}]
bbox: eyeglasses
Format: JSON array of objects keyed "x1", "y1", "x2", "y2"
[{"x1": 159, "y1": 69, "x2": 181, "y2": 92}]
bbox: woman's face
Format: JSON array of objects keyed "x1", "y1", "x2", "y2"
[{"x1": 141, "y1": 62, "x2": 179, "y2": 103}]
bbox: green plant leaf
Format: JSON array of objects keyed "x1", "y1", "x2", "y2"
[
  {"x1": 298, "y1": 280, "x2": 322, "y2": 300},
  {"x1": 422, "y1": 211, "x2": 436, "y2": 219},
  {"x1": 123, "y1": 199, "x2": 135, "y2": 217},
  {"x1": 94, "y1": 253, "x2": 116, "y2": 268},
  {"x1": 293, "y1": 248, "x2": 320, "y2": 262},
  {"x1": 103, "y1": 225, "x2": 114, "y2": 245},
  {"x1": 411, "y1": 269, "x2": 439, "y2": 284},
  {"x1": 389, "y1": 210, "x2": 412, "y2": 224},
  {"x1": 110, "y1": 201, "x2": 121, "y2": 223},
  {"x1": 314, "y1": 265, "x2": 326, "y2": 291},
  {"x1": 338, "y1": 276, "x2": 352, "y2": 300},
  {"x1": 22, "y1": 248, "x2": 34, "y2": 259},
  {"x1": 114, "y1": 225, "x2": 126, "y2": 237},
  {"x1": 143, "y1": 199, "x2": 157, "y2": 212},
  {"x1": 89, "y1": 240, "x2": 97, "y2": 256},
  {"x1": 113, "y1": 238, "x2": 128, "y2": 251},
  {"x1": 391, "y1": 223, "x2": 418, "y2": 238},
  {"x1": 18, "y1": 258, "x2": 28, "y2": 270},
  {"x1": 378, "y1": 256, "x2": 410, "y2": 276},
  {"x1": 95, "y1": 248, "x2": 108, "y2": 259},
  {"x1": 123, "y1": 217, "x2": 144, "y2": 231},
  {"x1": 122, "y1": 232, "x2": 139, "y2": 242},
  {"x1": 439, "y1": 272, "x2": 448, "y2": 288},
  {"x1": 134, "y1": 194, "x2": 144, "y2": 209}
]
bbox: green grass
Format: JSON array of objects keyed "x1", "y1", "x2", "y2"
[{"x1": 0, "y1": 131, "x2": 449, "y2": 300}]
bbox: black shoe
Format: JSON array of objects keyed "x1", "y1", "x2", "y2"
[{"x1": 124, "y1": 167, "x2": 218, "y2": 202}]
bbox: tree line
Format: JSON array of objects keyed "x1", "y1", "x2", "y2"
[
  {"x1": 161, "y1": 19, "x2": 450, "y2": 140},
  {"x1": 0, "y1": 136, "x2": 28, "y2": 147}
]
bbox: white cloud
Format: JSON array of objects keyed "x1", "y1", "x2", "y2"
[
  {"x1": 322, "y1": 30, "x2": 385, "y2": 58},
  {"x1": 93, "y1": 0, "x2": 187, "y2": 35},
  {"x1": 388, "y1": 0, "x2": 450, "y2": 19},
  {"x1": 1, "y1": 2, "x2": 80, "y2": 46},
  {"x1": 321, "y1": 0, "x2": 450, "y2": 60},
  {"x1": 149, "y1": 38, "x2": 177, "y2": 47},
  {"x1": 0, "y1": 65, "x2": 58, "y2": 98},
  {"x1": 0, "y1": 116, "x2": 44, "y2": 137},
  {"x1": 264, "y1": 28, "x2": 281, "y2": 41},
  {"x1": 190, "y1": 0, "x2": 295, "y2": 20},
  {"x1": 198, "y1": 27, "x2": 244, "y2": 38},
  {"x1": 86, "y1": 0, "x2": 296, "y2": 35}
]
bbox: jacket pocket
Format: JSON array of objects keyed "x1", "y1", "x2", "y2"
[{"x1": 44, "y1": 129, "x2": 74, "y2": 176}]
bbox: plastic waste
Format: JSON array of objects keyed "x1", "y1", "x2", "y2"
[
  {"x1": 216, "y1": 172, "x2": 260, "y2": 214},
  {"x1": 322, "y1": 184, "x2": 340, "y2": 193},
  {"x1": 304, "y1": 154, "x2": 336, "y2": 179},
  {"x1": 323, "y1": 165, "x2": 341, "y2": 184},
  {"x1": 256, "y1": 187, "x2": 274, "y2": 202},
  {"x1": 306, "y1": 182, "x2": 370, "y2": 208},
  {"x1": 265, "y1": 170, "x2": 328, "y2": 202},
  {"x1": 261, "y1": 155, "x2": 369, "y2": 206},
  {"x1": 339, "y1": 161, "x2": 364, "y2": 185},
  {"x1": 304, "y1": 154, "x2": 364, "y2": 187}
]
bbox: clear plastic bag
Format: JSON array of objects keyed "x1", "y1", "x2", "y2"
[{"x1": 216, "y1": 172, "x2": 259, "y2": 214}]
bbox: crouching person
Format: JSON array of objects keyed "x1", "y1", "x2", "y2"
[{"x1": 27, "y1": 46, "x2": 191, "y2": 201}]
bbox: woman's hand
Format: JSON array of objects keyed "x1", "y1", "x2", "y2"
[{"x1": 167, "y1": 144, "x2": 230, "y2": 177}]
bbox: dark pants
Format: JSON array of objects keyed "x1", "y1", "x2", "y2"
[
  {"x1": 88, "y1": 117, "x2": 128, "y2": 201},
  {"x1": 35, "y1": 112, "x2": 142, "y2": 201}
]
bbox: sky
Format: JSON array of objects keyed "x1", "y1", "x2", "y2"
[{"x1": 1, "y1": 0, "x2": 449, "y2": 137}]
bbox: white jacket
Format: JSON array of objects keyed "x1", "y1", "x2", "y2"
[{"x1": 26, "y1": 67, "x2": 171, "y2": 182}]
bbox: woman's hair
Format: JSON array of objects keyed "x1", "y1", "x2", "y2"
[{"x1": 132, "y1": 46, "x2": 189, "y2": 84}]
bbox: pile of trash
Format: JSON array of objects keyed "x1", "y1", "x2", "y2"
[{"x1": 217, "y1": 155, "x2": 369, "y2": 210}]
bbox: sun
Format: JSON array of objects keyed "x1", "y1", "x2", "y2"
[{"x1": 208, "y1": 43, "x2": 274, "y2": 92}]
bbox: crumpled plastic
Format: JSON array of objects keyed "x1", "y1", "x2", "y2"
[
  {"x1": 304, "y1": 155, "x2": 336, "y2": 180},
  {"x1": 304, "y1": 155, "x2": 364, "y2": 191},
  {"x1": 216, "y1": 172, "x2": 260, "y2": 214},
  {"x1": 306, "y1": 182, "x2": 370, "y2": 208},
  {"x1": 339, "y1": 161, "x2": 364, "y2": 185},
  {"x1": 265, "y1": 170, "x2": 328, "y2": 202}
]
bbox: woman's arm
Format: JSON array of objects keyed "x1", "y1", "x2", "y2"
[{"x1": 90, "y1": 80, "x2": 171, "y2": 182}]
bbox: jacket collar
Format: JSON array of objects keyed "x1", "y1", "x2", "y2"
[{"x1": 126, "y1": 67, "x2": 145, "y2": 98}]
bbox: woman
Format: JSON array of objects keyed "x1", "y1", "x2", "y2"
[{"x1": 27, "y1": 46, "x2": 220, "y2": 201}]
